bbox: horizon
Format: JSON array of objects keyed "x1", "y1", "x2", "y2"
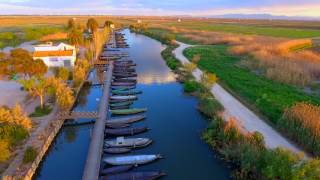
[{"x1": 0, "y1": 0, "x2": 319, "y2": 18}]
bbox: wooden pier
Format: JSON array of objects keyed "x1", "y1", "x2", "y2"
[{"x1": 82, "y1": 62, "x2": 113, "y2": 180}]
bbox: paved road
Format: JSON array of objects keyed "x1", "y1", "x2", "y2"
[{"x1": 173, "y1": 41, "x2": 306, "y2": 155}]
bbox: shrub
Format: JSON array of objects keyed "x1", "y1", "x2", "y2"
[
  {"x1": 198, "y1": 96, "x2": 224, "y2": 118},
  {"x1": 183, "y1": 80, "x2": 200, "y2": 93},
  {"x1": 0, "y1": 140, "x2": 11, "y2": 162},
  {"x1": 29, "y1": 105, "x2": 52, "y2": 117},
  {"x1": 23, "y1": 146, "x2": 37, "y2": 164}
]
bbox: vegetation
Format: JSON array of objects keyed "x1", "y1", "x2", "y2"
[
  {"x1": 0, "y1": 48, "x2": 48, "y2": 78},
  {"x1": 184, "y1": 45, "x2": 320, "y2": 122},
  {"x1": 53, "y1": 67, "x2": 69, "y2": 82},
  {"x1": 203, "y1": 117, "x2": 320, "y2": 179},
  {"x1": 161, "y1": 21, "x2": 320, "y2": 38},
  {"x1": 0, "y1": 105, "x2": 32, "y2": 162},
  {"x1": 23, "y1": 146, "x2": 37, "y2": 164},
  {"x1": 73, "y1": 58, "x2": 90, "y2": 88},
  {"x1": 0, "y1": 32, "x2": 20, "y2": 48},
  {"x1": 87, "y1": 18, "x2": 99, "y2": 33},
  {"x1": 279, "y1": 103, "x2": 320, "y2": 156},
  {"x1": 29, "y1": 105, "x2": 52, "y2": 117},
  {"x1": 183, "y1": 80, "x2": 201, "y2": 93}
]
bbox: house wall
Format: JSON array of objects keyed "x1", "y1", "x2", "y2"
[{"x1": 36, "y1": 56, "x2": 76, "y2": 67}]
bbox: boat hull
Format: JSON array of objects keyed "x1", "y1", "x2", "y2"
[
  {"x1": 103, "y1": 154, "x2": 161, "y2": 166},
  {"x1": 105, "y1": 127, "x2": 148, "y2": 136}
]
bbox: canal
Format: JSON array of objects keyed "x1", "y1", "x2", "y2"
[{"x1": 35, "y1": 29, "x2": 231, "y2": 180}]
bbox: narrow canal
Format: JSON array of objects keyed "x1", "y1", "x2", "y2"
[{"x1": 35, "y1": 29, "x2": 231, "y2": 180}]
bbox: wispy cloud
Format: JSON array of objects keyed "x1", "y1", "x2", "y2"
[{"x1": 0, "y1": 0, "x2": 319, "y2": 17}]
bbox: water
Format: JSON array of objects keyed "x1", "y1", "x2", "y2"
[{"x1": 35, "y1": 29, "x2": 231, "y2": 180}]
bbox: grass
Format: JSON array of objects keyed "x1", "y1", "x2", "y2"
[
  {"x1": 23, "y1": 146, "x2": 37, "y2": 164},
  {"x1": 148, "y1": 28, "x2": 199, "y2": 45},
  {"x1": 184, "y1": 45, "x2": 320, "y2": 123},
  {"x1": 29, "y1": 105, "x2": 52, "y2": 117},
  {"x1": 163, "y1": 21, "x2": 320, "y2": 38}
]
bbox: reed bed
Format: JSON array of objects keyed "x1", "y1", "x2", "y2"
[{"x1": 279, "y1": 103, "x2": 320, "y2": 156}]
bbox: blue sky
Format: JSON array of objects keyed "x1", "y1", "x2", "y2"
[{"x1": 0, "y1": 0, "x2": 319, "y2": 17}]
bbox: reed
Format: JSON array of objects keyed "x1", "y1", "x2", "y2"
[{"x1": 279, "y1": 103, "x2": 320, "y2": 156}]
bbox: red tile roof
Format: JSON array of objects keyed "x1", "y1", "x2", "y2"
[{"x1": 33, "y1": 50, "x2": 74, "y2": 57}]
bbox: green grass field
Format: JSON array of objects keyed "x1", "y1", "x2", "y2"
[
  {"x1": 162, "y1": 21, "x2": 320, "y2": 38},
  {"x1": 148, "y1": 28, "x2": 199, "y2": 45},
  {"x1": 184, "y1": 45, "x2": 320, "y2": 123}
]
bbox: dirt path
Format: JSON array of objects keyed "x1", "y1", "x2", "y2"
[{"x1": 173, "y1": 41, "x2": 306, "y2": 155}]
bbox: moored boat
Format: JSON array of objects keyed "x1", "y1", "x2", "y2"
[
  {"x1": 101, "y1": 171, "x2": 166, "y2": 180},
  {"x1": 110, "y1": 95, "x2": 137, "y2": 101},
  {"x1": 110, "y1": 101, "x2": 133, "y2": 107},
  {"x1": 104, "y1": 137, "x2": 152, "y2": 148},
  {"x1": 105, "y1": 127, "x2": 148, "y2": 136},
  {"x1": 106, "y1": 123, "x2": 130, "y2": 129},
  {"x1": 110, "y1": 105, "x2": 130, "y2": 110},
  {"x1": 104, "y1": 147, "x2": 131, "y2": 154},
  {"x1": 111, "y1": 82, "x2": 136, "y2": 86},
  {"x1": 106, "y1": 115, "x2": 146, "y2": 124},
  {"x1": 111, "y1": 86, "x2": 136, "y2": 90},
  {"x1": 112, "y1": 90, "x2": 142, "y2": 96},
  {"x1": 100, "y1": 165, "x2": 134, "y2": 176},
  {"x1": 110, "y1": 108, "x2": 147, "y2": 115},
  {"x1": 103, "y1": 154, "x2": 162, "y2": 166}
]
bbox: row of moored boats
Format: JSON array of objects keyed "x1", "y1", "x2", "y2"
[{"x1": 100, "y1": 31, "x2": 165, "y2": 180}]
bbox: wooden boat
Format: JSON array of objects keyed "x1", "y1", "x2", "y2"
[
  {"x1": 111, "y1": 82, "x2": 136, "y2": 86},
  {"x1": 110, "y1": 99, "x2": 134, "y2": 104},
  {"x1": 111, "y1": 86, "x2": 136, "y2": 90},
  {"x1": 110, "y1": 95, "x2": 137, "y2": 101},
  {"x1": 110, "y1": 105, "x2": 130, "y2": 110},
  {"x1": 115, "y1": 60, "x2": 133, "y2": 63},
  {"x1": 103, "y1": 154, "x2": 162, "y2": 166},
  {"x1": 112, "y1": 90, "x2": 142, "y2": 96},
  {"x1": 106, "y1": 123, "x2": 130, "y2": 129},
  {"x1": 113, "y1": 79, "x2": 137, "y2": 83},
  {"x1": 105, "y1": 137, "x2": 152, "y2": 148},
  {"x1": 105, "y1": 127, "x2": 148, "y2": 136},
  {"x1": 106, "y1": 115, "x2": 146, "y2": 124},
  {"x1": 113, "y1": 74, "x2": 137, "y2": 78},
  {"x1": 100, "y1": 165, "x2": 134, "y2": 176},
  {"x1": 110, "y1": 108, "x2": 147, "y2": 115},
  {"x1": 114, "y1": 63, "x2": 136, "y2": 67},
  {"x1": 113, "y1": 69, "x2": 136, "y2": 73},
  {"x1": 104, "y1": 147, "x2": 131, "y2": 154},
  {"x1": 110, "y1": 101, "x2": 133, "y2": 107},
  {"x1": 102, "y1": 171, "x2": 166, "y2": 180}
]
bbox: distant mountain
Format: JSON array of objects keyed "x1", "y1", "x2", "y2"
[{"x1": 208, "y1": 14, "x2": 320, "y2": 21}]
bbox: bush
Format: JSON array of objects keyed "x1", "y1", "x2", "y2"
[
  {"x1": 198, "y1": 96, "x2": 224, "y2": 118},
  {"x1": 29, "y1": 105, "x2": 52, "y2": 117},
  {"x1": 0, "y1": 140, "x2": 11, "y2": 162},
  {"x1": 23, "y1": 146, "x2": 37, "y2": 164},
  {"x1": 183, "y1": 80, "x2": 200, "y2": 93}
]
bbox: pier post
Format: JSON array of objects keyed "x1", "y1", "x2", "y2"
[{"x1": 82, "y1": 62, "x2": 113, "y2": 180}]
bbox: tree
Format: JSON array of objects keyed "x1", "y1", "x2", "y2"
[
  {"x1": 19, "y1": 77, "x2": 49, "y2": 109},
  {"x1": 183, "y1": 62, "x2": 197, "y2": 74},
  {"x1": 68, "y1": 27, "x2": 83, "y2": 46},
  {"x1": 30, "y1": 59, "x2": 48, "y2": 77},
  {"x1": 56, "y1": 84, "x2": 74, "y2": 109},
  {"x1": 87, "y1": 18, "x2": 99, "y2": 33},
  {"x1": 54, "y1": 67, "x2": 69, "y2": 82},
  {"x1": 67, "y1": 18, "x2": 76, "y2": 30},
  {"x1": 104, "y1": 20, "x2": 113, "y2": 28},
  {"x1": 201, "y1": 72, "x2": 218, "y2": 89}
]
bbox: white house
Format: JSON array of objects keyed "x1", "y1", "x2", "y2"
[{"x1": 33, "y1": 42, "x2": 76, "y2": 67}]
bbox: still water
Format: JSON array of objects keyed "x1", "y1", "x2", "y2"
[{"x1": 35, "y1": 29, "x2": 231, "y2": 180}]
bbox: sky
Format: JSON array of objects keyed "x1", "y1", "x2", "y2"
[{"x1": 0, "y1": 0, "x2": 319, "y2": 17}]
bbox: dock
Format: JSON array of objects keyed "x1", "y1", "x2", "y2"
[{"x1": 82, "y1": 62, "x2": 113, "y2": 180}]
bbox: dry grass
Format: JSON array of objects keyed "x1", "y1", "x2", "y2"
[
  {"x1": 170, "y1": 27, "x2": 320, "y2": 86},
  {"x1": 39, "y1": 32, "x2": 68, "y2": 41}
]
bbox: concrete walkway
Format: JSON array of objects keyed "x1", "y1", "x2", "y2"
[{"x1": 173, "y1": 41, "x2": 305, "y2": 155}]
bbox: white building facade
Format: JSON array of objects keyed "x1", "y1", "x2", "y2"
[{"x1": 33, "y1": 42, "x2": 76, "y2": 67}]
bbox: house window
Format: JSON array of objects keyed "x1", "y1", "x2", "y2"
[{"x1": 64, "y1": 60, "x2": 71, "y2": 67}]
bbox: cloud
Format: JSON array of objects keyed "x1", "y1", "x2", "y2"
[{"x1": 0, "y1": 0, "x2": 319, "y2": 17}]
